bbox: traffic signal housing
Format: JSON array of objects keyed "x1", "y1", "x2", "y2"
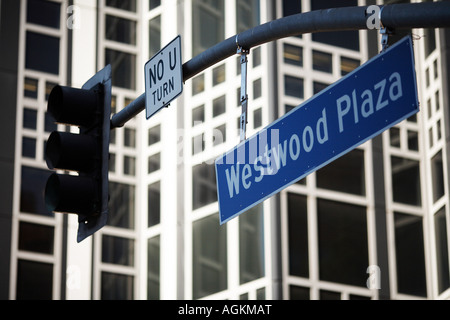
[{"x1": 45, "y1": 65, "x2": 112, "y2": 243}]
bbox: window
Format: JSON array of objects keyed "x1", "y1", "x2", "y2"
[
  {"x1": 283, "y1": 44, "x2": 303, "y2": 67},
  {"x1": 193, "y1": 214, "x2": 227, "y2": 299},
  {"x1": 192, "y1": 0, "x2": 224, "y2": 56},
  {"x1": 287, "y1": 193, "x2": 308, "y2": 277},
  {"x1": 192, "y1": 74, "x2": 205, "y2": 95},
  {"x1": 284, "y1": 75, "x2": 303, "y2": 99},
  {"x1": 434, "y1": 207, "x2": 450, "y2": 294},
  {"x1": 283, "y1": 0, "x2": 301, "y2": 17},
  {"x1": 316, "y1": 149, "x2": 365, "y2": 196},
  {"x1": 192, "y1": 162, "x2": 217, "y2": 210},
  {"x1": 24, "y1": 77, "x2": 38, "y2": 98},
  {"x1": 391, "y1": 157, "x2": 421, "y2": 206},
  {"x1": 148, "y1": 182, "x2": 161, "y2": 227},
  {"x1": 26, "y1": 31, "x2": 60, "y2": 75},
  {"x1": 23, "y1": 108, "x2": 37, "y2": 129},
  {"x1": 150, "y1": 0, "x2": 161, "y2": 10},
  {"x1": 313, "y1": 50, "x2": 332, "y2": 73},
  {"x1": 311, "y1": 0, "x2": 359, "y2": 51},
  {"x1": 20, "y1": 166, "x2": 53, "y2": 216},
  {"x1": 213, "y1": 95, "x2": 226, "y2": 117},
  {"x1": 106, "y1": 0, "x2": 136, "y2": 12},
  {"x1": 105, "y1": 49, "x2": 136, "y2": 90},
  {"x1": 105, "y1": 15, "x2": 136, "y2": 45},
  {"x1": 148, "y1": 125, "x2": 161, "y2": 146},
  {"x1": 27, "y1": 0, "x2": 60, "y2": 29},
  {"x1": 148, "y1": 153, "x2": 161, "y2": 174},
  {"x1": 19, "y1": 222, "x2": 54, "y2": 254},
  {"x1": 147, "y1": 236, "x2": 160, "y2": 299},
  {"x1": 124, "y1": 128, "x2": 136, "y2": 148},
  {"x1": 102, "y1": 235, "x2": 135, "y2": 266},
  {"x1": 149, "y1": 15, "x2": 161, "y2": 57},
  {"x1": 431, "y1": 151, "x2": 445, "y2": 203},
  {"x1": 394, "y1": 212, "x2": 427, "y2": 297},
  {"x1": 317, "y1": 199, "x2": 368, "y2": 287},
  {"x1": 101, "y1": 272, "x2": 134, "y2": 300},
  {"x1": 16, "y1": 260, "x2": 53, "y2": 300},
  {"x1": 108, "y1": 182, "x2": 135, "y2": 229},
  {"x1": 239, "y1": 204, "x2": 264, "y2": 284},
  {"x1": 22, "y1": 137, "x2": 36, "y2": 158},
  {"x1": 341, "y1": 57, "x2": 360, "y2": 76},
  {"x1": 192, "y1": 105, "x2": 205, "y2": 126},
  {"x1": 213, "y1": 64, "x2": 226, "y2": 86},
  {"x1": 236, "y1": 0, "x2": 260, "y2": 33}
]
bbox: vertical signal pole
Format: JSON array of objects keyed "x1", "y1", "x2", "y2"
[{"x1": 237, "y1": 39, "x2": 249, "y2": 142}]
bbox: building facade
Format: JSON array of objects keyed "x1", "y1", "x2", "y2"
[{"x1": 0, "y1": 0, "x2": 449, "y2": 300}]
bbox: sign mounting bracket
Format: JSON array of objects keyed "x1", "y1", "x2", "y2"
[{"x1": 237, "y1": 35, "x2": 250, "y2": 142}]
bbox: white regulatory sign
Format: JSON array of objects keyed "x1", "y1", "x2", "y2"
[{"x1": 145, "y1": 35, "x2": 183, "y2": 119}]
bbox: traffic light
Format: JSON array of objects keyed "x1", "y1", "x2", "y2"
[{"x1": 45, "y1": 65, "x2": 112, "y2": 243}]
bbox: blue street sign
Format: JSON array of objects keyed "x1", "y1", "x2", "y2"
[{"x1": 215, "y1": 36, "x2": 419, "y2": 224}]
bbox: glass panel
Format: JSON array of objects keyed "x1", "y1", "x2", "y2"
[
  {"x1": 253, "y1": 108, "x2": 262, "y2": 128},
  {"x1": 253, "y1": 78, "x2": 262, "y2": 99},
  {"x1": 24, "y1": 77, "x2": 38, "y2": 98},
  {"x1": 287, "y1": 193, "x2": 308, "y2": 277},
  {"x1": 311, "y1": 0, "x2": 359, "y2": 51},
  {"x1": 390, "y1": 127, "x2": 400, "y2": 148},
  {"x1": 193, "y1": 214, "x2": 227, "y2": 299},
  {"x1": 320, "y1": 290, "x2": 341, "y2": 300},
  {"x1": 424, "y1": 28, "x2": 436, "y2": 57},
  {"x1": 106, "y1": 0, "x2": 136, "y2": 12},
  {"x1": 236, "y1": 0, "x2": 260, "y2": 33},
  {"x1": 283, "y1": 0, "x2": 301, "y2": 17},
  {"x1": 147, "y1": 236, "x2": 160, "y2": 300},
  {"x1": 289, "y1": 285, "x2": 310, "y2": 300},
  {"x1": 394, "y1": 212, "x2": 427, "y2": 297},
  {"x1": 101, "y1": 272, "x2": 134, "y2": 300},
  {"x1": 22, "y1": 137, "x2": 36, "y2": 158},
  {"x1": 102, "y1": 235, "x2": 134, "y2": 266},
  {"x1": 239, "y1": 204, "x2": 264, "y2": 284},
  {"x1": 26, "y1": 32, "x2": 60, "y2": 75},
  {"x1": 105, "y1": 49, "x2": 136, "y2": 90},
  {"x1": 105, "y1": 15, "x2": 136, "y2": 45},
  {"x1": 150, "y1": 0, "x2": 161, "y2": 10},
  {"x1": 148, "y1": 125, "x2": 161, "y2": 145},
  {"x1": 213, "y1": 64, "x2": 226, "y2": 86},
  {"x1": 108, "y1": 182, "x2": 135, "y2": 229},
  {"x1": 124, "y1": 128, "x2": 136, "y2": 148},
  {"x1": 192, "y1": 0, "x2": 224, "y2": 56},
  {"x1": 149, "y1": 15, "x2": 161, "y2": 57},
  {"x1": 19, "y1": 222, "x2": 54, "y2": 254},
  {"x1": 16, "y1": 260, "x2": 53, "y2": 300},
  {"x1": 213, "y1": 124, "x2": 226, "y2": 146},
  {"x1": 341, "y1": 57, "x2": 360, "y2": 76},
  {"x1": 317, "y1": 199, "x2": 368, "y2": 287},
  {"x1": 109, "y1": 153, "x2": 116, "y2": 173},
  {"x1": 252, "y1": 46, "x2": 261, "y2": 68},
  {"x1": 313, "y1": 50, "x2": 332, "y2": 73},
  {"x1": 23, "y1": 108, "x2": 37, "y2": 129},
  {"x1": 148, "y1": 153, "x2": 161, "y2": 174},
  {"x1": 316, "y1": 149, "x2": 365, "y2": 196},
  {"x1": 192, "y1": 74, "x2": 205, "y2": 95},
  {"x1": 192, "y1": 105, "x2": 205, "y2": 126},
  {"x1": 20, "y1": 166, "x2": 53, "y2": 216},
  {"x1": 391, "y1": 157, "x2": 421, "y2": 206},
  {"x1": 124, "y1": 156, "x2": 136, "y2": 176},
  {"x1": 434, "y1": 207, "x2": 450, "y2": 294},
  {"x1": 213, "y1": 96, "x2": 226, "y2": 117},
  {"x1": 313, "y1": 81, "x2": 328, "y2": 95},
  {"x1": 192, "y1": 161, "x2": 217, "y2": 210},
  {"x1": 431, "y1": 151, "x2": 445, "y2": 203},
  {"x1": 284, "y1": 75, "x2": 303, "y2": 99},
  {"x1": 256, "y1": 287, "x2": 265, "y2": 300},
  {"x1": 284, "y1": 44, "x2": 302, "y2": 66},
  {"x1": 407, "y1": 130, "x2": 418, "y2": 151},
  {"x1": 45, "y1": 112, "x2": 57, "y2": 132},
  {"x1": 148, "y1": 181, "x2": 161, "y2": 227},
  {"x1": 27, "y1": 0, "x2": 60, "y2": 29},
  {"x1": 192, "y1": 133, "x2": 205, "y2": 155}
]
